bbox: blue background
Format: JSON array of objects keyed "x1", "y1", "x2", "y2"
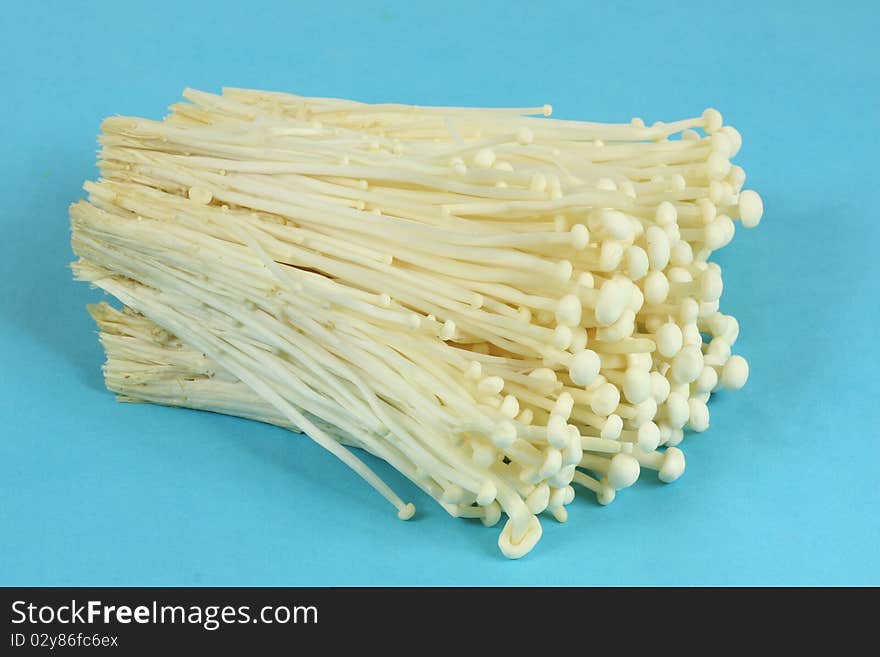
[{"x1": 1, "y1": 0, "x2": 878, "y2": 586}]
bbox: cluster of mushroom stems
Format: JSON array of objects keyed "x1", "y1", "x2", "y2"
[{"x1": 72, "y1": 88, "x2": 761, "y2": 558}]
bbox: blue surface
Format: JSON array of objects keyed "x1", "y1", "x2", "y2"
[{"x1": 1, "y1": 0, "x2": 878, "y2": 586}]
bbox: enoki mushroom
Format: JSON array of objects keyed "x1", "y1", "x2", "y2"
[{"x1": 71, "y1": 88, "x2": 762, "y2": 558}]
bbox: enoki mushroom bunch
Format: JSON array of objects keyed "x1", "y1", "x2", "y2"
[{"x1": 71, "y1": 88, "x2": 762, "y2": 558}]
